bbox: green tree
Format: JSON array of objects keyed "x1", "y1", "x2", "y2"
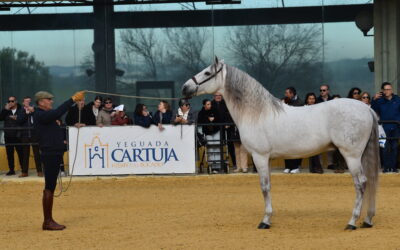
[{"x1": 0, "y1": 47, "x2": 51, "y2": 103}]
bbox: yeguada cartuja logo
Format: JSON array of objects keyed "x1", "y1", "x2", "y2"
[
  {"x1": 84, "y1": 135, "x2": 109, "y2": 169},
  {"x1": 111, "y1": 140, "x2": 179, "y2": 164}
]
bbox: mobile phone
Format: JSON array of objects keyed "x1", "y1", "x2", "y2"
[{"x1": 380, "y1": 91, "x2": 384, "y2": 96}]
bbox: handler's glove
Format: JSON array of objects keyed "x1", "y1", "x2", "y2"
[{"x1": 72, "y1": 91, "x2": 85, "y2": 102}]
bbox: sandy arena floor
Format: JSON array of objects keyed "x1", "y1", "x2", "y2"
[{"x1": 1, "y1": 173, "x2": 400, "y2": 249}]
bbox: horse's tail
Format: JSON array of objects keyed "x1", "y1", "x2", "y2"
[{"x1": 361, "y1": 109, "x2": 380, "y2": 217}]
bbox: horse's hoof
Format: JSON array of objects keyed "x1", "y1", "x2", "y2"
[
  {"x1": 345, "y1": 224, "x2": 357, "y2": 230},
  {"x1": 258, "y1": 222, "x2": 270, "y2": 229},
  {"x1": 360, "y1": 222, "x2": 373, "y2": 228}
]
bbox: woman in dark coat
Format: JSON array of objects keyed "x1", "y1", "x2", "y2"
[
  {"x1": 134, "y1": 103, "x2": 152, "y2": 128},
  {"x1": 197, "y1": 99, "x2": 221, "y2": 173},
  {"x1": 83, "y1": 96, "x2": 103, "y2": 125},
  {"x1": 152, "y1": 100, "x2": 172, "y2": 130},
  {"x1": 65, "y1": 100, "x2": 92, "y2": 127},
  {"x1": 197, "y1": 99, "x2": 219, "y2": 136},
  {"x1": 347, "y1": 87, "x2": 362, "y2": 100}
]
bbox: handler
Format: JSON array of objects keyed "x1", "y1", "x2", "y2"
[{"x1": 34, "y1": 90, "x2": 85, "y2": 230}]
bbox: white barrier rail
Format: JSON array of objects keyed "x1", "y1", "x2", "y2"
[{"x1": 68, "y1": 125, "x2": 196, "y2": 175}]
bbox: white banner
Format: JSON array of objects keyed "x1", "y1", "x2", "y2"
[{"x1": 68, "y1": 125, "x2": 196, "y2": 175}]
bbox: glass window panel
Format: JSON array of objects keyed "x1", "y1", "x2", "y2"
[
  {"x1": 0, "y1": 30, "x2": 93, "y2": 106},
  {"x1": 115, "y1": 26, "x2": 214, "y2": 111},
  {"x1": 115, "y1": 0, "x2": 373, "y2": 12},
  {"x1": 324, "y1": 22, "x2": 374, "y2": 97}
]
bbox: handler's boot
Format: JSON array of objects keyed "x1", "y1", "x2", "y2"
[{"x1": 42, "y1": 189, "x2": 66, "y2": 230}]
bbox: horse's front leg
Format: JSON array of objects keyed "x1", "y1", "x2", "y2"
[{"x1": 252, "y1": 153, "x2": 272, "y2": 229}]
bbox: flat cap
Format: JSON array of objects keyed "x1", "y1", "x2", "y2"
[{"x1": 35, "y1": 91, "x2": 54, "y2": 102}]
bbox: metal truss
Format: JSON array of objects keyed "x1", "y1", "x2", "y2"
[{"x1": 0, "y1": 0, "x2": 240, "y2": 8}]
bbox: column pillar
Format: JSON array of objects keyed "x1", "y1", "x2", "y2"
[
  {"x1": 93, "y1": 0, "x2": 116, "y2": 94},
  {"x1": 374, "y1": 0, "x2": 400, "y2": 92}
]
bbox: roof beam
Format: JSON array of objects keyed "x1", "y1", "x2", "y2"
[{"x1": 0, "y1": 4, "x2": 372, "y2": 31}]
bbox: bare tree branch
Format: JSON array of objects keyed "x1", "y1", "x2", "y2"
[
  {"x1": 226, "y1": 24, "x2": 322, "y2": 91},
  {"x1": 120, "y1": 29, "x2": 165, "y2": 80},
  {"x1": 164, "y1": 27, "x2": 208, "y2": 75}
]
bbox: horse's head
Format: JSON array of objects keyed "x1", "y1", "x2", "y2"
[{"x1": 182, "y1": 57, "x2": 225, "y2": 98}]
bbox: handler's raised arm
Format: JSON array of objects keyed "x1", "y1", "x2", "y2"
[{"x1": 34, "y1": 91, "x2": 85, "y2": 124}]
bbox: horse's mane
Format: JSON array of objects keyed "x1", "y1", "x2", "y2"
[{"x1": 224, "y1": 65, "x2": 283, "y2": 120}]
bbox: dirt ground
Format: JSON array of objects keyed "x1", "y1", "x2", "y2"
[{"x1": 1, "y1": 174, "x2": 400, "y2": 249}]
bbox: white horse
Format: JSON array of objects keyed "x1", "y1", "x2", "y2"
[{"x1": 182, "y1": 58, "x2": 380, "y2": 230}]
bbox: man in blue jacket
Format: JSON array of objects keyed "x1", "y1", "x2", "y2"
[
  {"x1": 371, "y1": 82, "x2": 400, "y2": 173},
  {"x1": 34, "y1": 90, "x2": 85, "y2": 230}
]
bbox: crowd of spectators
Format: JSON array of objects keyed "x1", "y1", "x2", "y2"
[
  {"x1": 281, "y1": 82, "x2": 400, "y2": 174},
  {"x1": 1, "y1": 81, "x2": 399, "y2": 176}
]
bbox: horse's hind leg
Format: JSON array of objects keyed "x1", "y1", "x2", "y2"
[
  {"x1": 252, "y1": 153, "x2": 272, "y2": 229},
  {"x1": 343, "y1": 156, "x2": 367, "y2": 230},
  {"x1": 361, "y1": 176, "x2": 376, "y2": 228},
  {"x1": 361, "y1": 200, "x2": 375, "y2": 228}
]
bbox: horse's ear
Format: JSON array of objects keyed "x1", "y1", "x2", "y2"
[{"x1": 214, "y1": 56, "x2": 219, "y2": 65}]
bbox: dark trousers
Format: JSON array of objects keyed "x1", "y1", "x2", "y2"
[
  {"x1": 20, "y1": 137, "x2": 42, "y2": 173},
  {"x1": 225, "y1": 126, "x2": 236, "y2": 167},
  {"x1": 382, "y1": 128, "x2": 400, "y2": 172},
  {"x1": 284, "y1": 159, "x2": 302, "y2": 170},
  {"x1": 309, "y1": 155, "x2": 322, "y2": 173},
  {"x1": 333, "y1": 149, "x2": 347, "y2": 170},
  {"x1": 4, "y1": 136, "x2": 23, "y2": 171},
  {"x1": 227, "y1": 141, "x2": 235, "y2": 166},
  {"x1": 42, "y1": 154, "x2": 63, "y2": 192}
]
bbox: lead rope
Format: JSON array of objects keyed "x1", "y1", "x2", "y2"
[
  {"x1": 54, "y1": 105, "x2": 81, "y2": 197},
  {"x1": 84, "y1": 90, "x2": 180, "y2": 101}
]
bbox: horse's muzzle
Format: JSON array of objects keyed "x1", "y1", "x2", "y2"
[{"x1": 181, "y1": 84, "x2": 194, "y2": 98}]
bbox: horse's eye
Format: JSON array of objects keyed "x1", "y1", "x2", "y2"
[{"x1": 204, "y1": 72, "x2": 211, "y2": 76}]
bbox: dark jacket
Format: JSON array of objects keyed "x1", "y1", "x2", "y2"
[
  {"x1": 197, "y1": 108, "x2": 220, "y2": 135},
  {"x1": 371, "y1": 94, "x2": 400, "y2": 131},
  {"x1": 16, "y1": 107, "x2": 36, "y2": 138},
  {"x1": 285, "y1": 96, "x2": 303, "y2": 107},
  {"x1": 83, "y1": 102, "x2": 100, "y2": 126},
  {"x1": 34, "y1": 98, "x2": 74, "y2": 154},
  {"x1": 211, "y1": 99, "x2": 236, "y2": 140},
  {"x1": 211, "y1": 99, "x2": 233, "y2": 124},
  {"x1": 316, "y1": 95, "x2": 333, "y2": 103},
  {"x1": 0, "y1": 104, "x2": 22, "y2": 137},
  {"x1": 171, "y1": 109, "x2": 196, "y2": 125},
  {"x1": 65, "y1": 105, "x2": 92, "y2": 126},
  {"x1": 152, "y1": 110, "x2": 172, "y2": 125},
  {"x1": 134, "y1": 113, "x2": 153, "y2": 128}
]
